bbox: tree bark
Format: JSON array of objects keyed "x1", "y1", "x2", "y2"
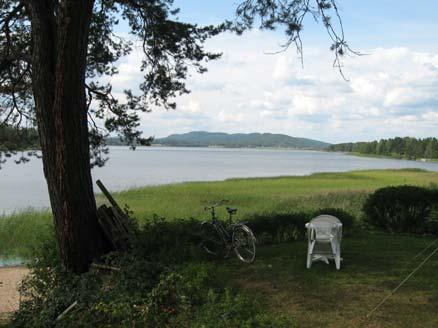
[{"x1": 26, "y1": 0, "x2": 111, "y2": 273}]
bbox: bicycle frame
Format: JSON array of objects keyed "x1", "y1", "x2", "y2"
[
  {"x1": 205, "y1": 203, "x2": 237, "y2": 245},
  {"x1": 201, "y1": 200, "x2": 256, "y2": 263},
  {"x1": 211, "y1": 217, "x2": 231, "y2": 242}
]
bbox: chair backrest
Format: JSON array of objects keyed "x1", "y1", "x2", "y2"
[{"x1": 308, "y1": 215, "x2": 342, "y2": 239}]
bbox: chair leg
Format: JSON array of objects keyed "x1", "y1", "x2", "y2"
[
  {"x1": 330, "y1": 239, "x2": 337, "y2": 255},
  {"x1": 335, "y1": 249, "x2": 341, "y2": 270},
  {"x1": 309, "y1": 240, "x2": 315, "y2": 254},
  {"x1": 335, "y1": 255, "x2": 340, "y2": 270},
  {"x1": 307, "y1": 240, "x2": 313, "y2": 269}
]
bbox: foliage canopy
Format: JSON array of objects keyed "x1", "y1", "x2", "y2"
[{"x1": 0, "y1": 0, "x2": 352, "y2": 166}]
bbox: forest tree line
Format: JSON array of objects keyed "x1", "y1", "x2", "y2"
[
  {"x1": 328, "y1": 137, "x2": 438, "y2": 160},
  {"x1": 0, "y1": 125, "x2": 39, "y2": 152}
]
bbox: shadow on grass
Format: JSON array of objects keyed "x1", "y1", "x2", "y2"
[{"x1": 217, "y1": 232, "x2": 438, "y2": 328}]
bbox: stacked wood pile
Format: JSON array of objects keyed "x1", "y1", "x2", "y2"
[{"x1": 96, "y1": 180, "x2": 133, "y2": 251}]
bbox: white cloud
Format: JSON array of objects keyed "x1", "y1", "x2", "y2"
[
  {"x1": 217, "y1": 110, "x2": 244, "y2": 123},
  {"x1": 105, "y1": 31, "x2": 438, "y2": 142},
  {"x1": 272, "y1": 55, "x2": 298, "y2": 81},
  {"x1": 180, "y1": 101, "x2": 202, "y2": 114}
]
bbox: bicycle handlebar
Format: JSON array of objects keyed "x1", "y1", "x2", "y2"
[{"x1": 204, "y1": 199, "x2": 229, "y2": 211}]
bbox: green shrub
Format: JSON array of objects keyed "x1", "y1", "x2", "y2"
[
  {"x1": 426, "y1": 206, "x2": 438, "y2": 233},
  {"x1": 247, "y1": 208, "x2": 356, "y2": 245},
  {"x1": 317, "y1": 208, "x2": 356, "y2": 231},
  {"x1": 247, "y1": 212, "x2": 308, "y2": 245},
  {"x1": 134, "y1": 209, "x2": 355, "y2": 256},
  {"x1": 363, "y1": 185, "x2": 438, "y2": 234},
  {"x1": 12, "y1": 226, "x2": 294, "y2": 328},
  {"x1": 9, "y1": 207, "x2": 353, "y2": 326},
  {"x1": 133, "y1": 215, "x2": 203, "y2": 264}
]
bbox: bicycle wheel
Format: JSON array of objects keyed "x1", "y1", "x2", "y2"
[
  {"x1": 232, "y1": 224, "x2": 256, "y2": 263},
  {"x1": 200, "y1": 221, "x2": 224, "y2": 256}
]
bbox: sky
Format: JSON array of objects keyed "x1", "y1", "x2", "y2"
[{"x1": 109, "y1": 1, "x2": 438, "y2": 143}]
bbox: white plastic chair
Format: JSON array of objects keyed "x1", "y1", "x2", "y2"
[{"x1": 305, "y1": 215, "x2": 342, "y2": 270}]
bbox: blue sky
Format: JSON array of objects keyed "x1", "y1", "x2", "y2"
[
  {"x1": 111, "y1": 1, "x2": 438, "y2": 143},
  {"x1": 174, "y1": 0, "x2": 438, "y2": 50}
]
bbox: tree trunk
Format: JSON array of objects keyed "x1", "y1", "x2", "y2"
[{"x1": 27, "y1": 0, "x2": 111, "y2": 273}]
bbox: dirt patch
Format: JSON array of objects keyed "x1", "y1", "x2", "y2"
[{"x1": 0, "y1": 267, "x2": 29, "y2": 313}]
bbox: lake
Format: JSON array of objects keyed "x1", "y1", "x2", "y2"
[{"x1": 1, "y1": 146, "x2": 438, "y2": 214}]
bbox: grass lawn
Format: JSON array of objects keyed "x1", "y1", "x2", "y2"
[{"x1": 217, "y1": 232, "x2": 438, "y2": 328}]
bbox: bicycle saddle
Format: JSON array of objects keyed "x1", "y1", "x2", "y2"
[{"x1": 226, "y1": 207, "x2": 237, "y2": 214}]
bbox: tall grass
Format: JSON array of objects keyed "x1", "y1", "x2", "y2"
[
  {"x1": 0, "y1": 210, "x2": 52, "y2": 260},
  {"x1": 2, "y1": 169, "x2": 438, "y2": 259},
  {"x1": 112, "y1": 169, "x2": 438, "y2": 220}
]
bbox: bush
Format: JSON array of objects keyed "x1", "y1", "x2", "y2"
[
  {"x1": 134, "y1": 209, "x2": 355, "y2": 257},
  {"x1": 426, "y1": 206, "x2": 438, "y2": 233},
  {"x1": 316, "y1": 208, "x2": 356, "y2": 230},
  {"x1": 11, "y1": 218, "x2": 296, "y2": 328},
  {"x1": 133, "y1": 215, "x2": 203, "y2": 264},
  {"x1": 247, "y1": 208, "x2": 356, "y2": 245},
  {"x1": 10, "y1": 207, "x2": 355, "y2": 326},
  {"x1": 146, "y1": 264, "x2": 294, "y2": 328},
  {"x1": 363, "y1": 185, "x2": 438, "y2": 234}
]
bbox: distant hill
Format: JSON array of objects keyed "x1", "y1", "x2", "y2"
[{"x1": 153, "y1": 131, "x2": 330, "y2": 149}]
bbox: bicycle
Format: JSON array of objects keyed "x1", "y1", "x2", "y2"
[{"x1": 200, "y1": 200, "x2": 256, "y2": 263}]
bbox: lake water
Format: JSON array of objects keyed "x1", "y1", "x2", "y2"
[{"x1": 1, "y1": 146, "x2": 438, "y2": 214}]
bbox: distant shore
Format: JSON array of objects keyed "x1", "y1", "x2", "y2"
[
  {"x1": 344, "y1": 151, "x2": 438, "y2": 163},
  {"x1": 150, "y1": 144, "x2": 327, "y2": 151}
]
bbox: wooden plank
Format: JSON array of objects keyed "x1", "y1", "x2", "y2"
[
  {"x1": 110, "y1": 206, "x2": 131, "y2": 235},
  {"x1": 103, "y1": 206, "x2": 129, "y2": 250},
  {"x1": 95, "y1": 179, "x2": 134, "y2": 251},
  {"x1": 97, "y1": 207, "x2": 114, "y2": 248},
  {"x1": 109, "y1": 206, "x2": 126, "y2": 234},
  {"x1": 104, "y1": 208, "x2": 127, "y2": 250},
  {"x1": 97, "y1": 206, "x2": 118, "y2": 249},
  {"x1": 56, "y1": 301, "x2": 78, "y2": 321},
  {"x1": 96, "y1": 180, "x2": 126, "y2": 218},
  {"x1": 91, "y1": 263, "x2": 121, "y2": 272}
]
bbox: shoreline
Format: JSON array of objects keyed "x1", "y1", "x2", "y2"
[
  {"x1": 1, "y1": 167, "x2": 438, "y2": 217},
  {"x1": 150, "y1": 144, "x2": 328, "y2": 151},
  {"x1": 3, "y1": 147, "x2": 438, "y2": 214},
  {"x1": 331, "y1": 151, "x2": 438, "y2": 163},
  {"x1": 107, "y1": 144, "x2": 330, "y2": 152}
]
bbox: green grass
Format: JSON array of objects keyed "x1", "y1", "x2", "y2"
[
  {"x1": 217, "y1": 232, "x2": 438, "y2": 328},
  {"x1": 112, "y1": 169, "x2": 438, "y2": 221},
  {"x1": 2, "y1": 169, "x2": 438, "y2": 327},
  {"x1": 0, "y1": 210, "x2": 51, "y2": 260},
  {"x1": 2, "y1": 169, "x2": 438, "y2": 259}
]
